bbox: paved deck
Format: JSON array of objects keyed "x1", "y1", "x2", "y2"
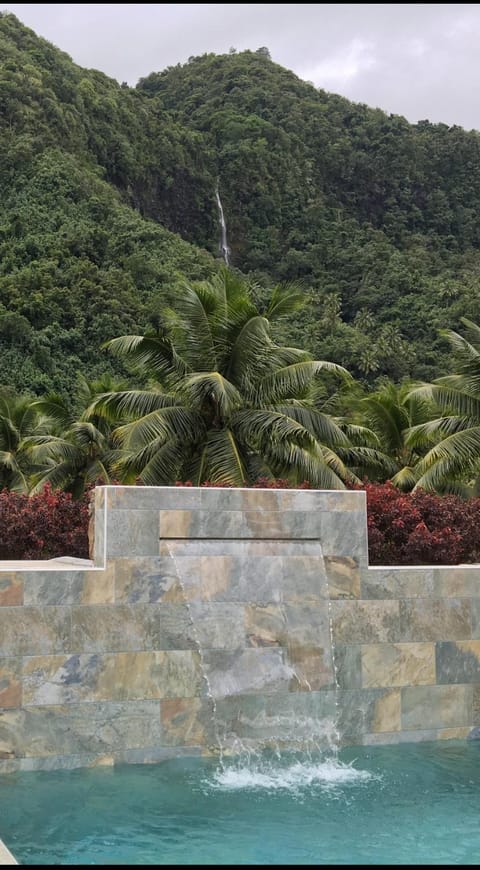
[{"x1": 0, "y1": 839, "x2": 17, "y2": 865}]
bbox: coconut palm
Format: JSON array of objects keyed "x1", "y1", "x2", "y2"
[
  {"x1": 356, "y1": 379, "x2": 436, "y2": 490},
  {"x1": 0, "y1": 390, "x2": 52, "y2": 493},
  {"x1": 25, "y1": 374, "x2": 125, "y2": 498},
  {"x1": 89, "y1": 269, "x2": 390, "y2": 488},
  {"x1": 406, "y1": 317, "x2": 480, "y2": 495}
]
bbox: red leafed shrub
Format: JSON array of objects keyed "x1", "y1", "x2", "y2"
[
  {"x1": 0, "y1": 485, "x2": 90, "y2": 560},
  {"x1": 363, "y1": 482, "x2": 480, "y2": 565}
]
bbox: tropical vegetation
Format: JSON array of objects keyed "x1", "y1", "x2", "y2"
[
  {"x1": 87, "y1": 269, "x2": 392, "y2": 488},
  {"x1": 4, "y1": 13, "x2": 480, "y2": 560},
  {"x1": 4, "y1": 12, "x2": 480, "y2": 396}
]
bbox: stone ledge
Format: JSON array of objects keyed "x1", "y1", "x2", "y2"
[{"x1": 0, "y1": 557, "x2": 95, "y2": 572}]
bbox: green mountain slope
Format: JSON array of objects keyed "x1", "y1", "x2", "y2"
[
  {"x1": 138, "y1": 50, "x2": 480, "y2": 381},
  {"x1": 0, "y1": 12, "x2": 221, "y2": 396},
  {"x1": 2, "y1": 13, "x2": 480, "y2": 397}
]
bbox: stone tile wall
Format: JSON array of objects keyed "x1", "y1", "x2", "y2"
[{"x1": 0, "y1": 486, "x2": 479, "y2": 772}]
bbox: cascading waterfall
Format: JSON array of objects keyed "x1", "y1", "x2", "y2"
[
  {"x1": 165, "y1": 537, "x2": 352, "y2": 792},
  {"x1": 215, "y1": 183, "x2": 230, "y2": 265},
  {"x1": 325, "y1": 567, "x2": 342, "y2": 751},
  {"x1": 166, "y1": 543, "x2": 226, "y2": 766}
]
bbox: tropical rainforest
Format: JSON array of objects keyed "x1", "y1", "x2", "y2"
[{"x1": 3, "y1": 11, "x2": 480, "y2": 498}]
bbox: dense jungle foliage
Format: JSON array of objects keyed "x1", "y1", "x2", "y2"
[{"x1": 3, "y1": 12, "x2": 480, "y2": 399}]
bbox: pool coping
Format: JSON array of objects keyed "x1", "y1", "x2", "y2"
[{"x1": 0, "y1": 838, "x2": 17, "y2": 865}]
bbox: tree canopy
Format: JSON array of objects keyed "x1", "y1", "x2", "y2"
[{"x1": 2, "y1": 12, "x2": 480, "y2": 400}]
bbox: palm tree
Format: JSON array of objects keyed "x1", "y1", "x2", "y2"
[
  {"x1": 89, "y1": 270, "x2": 389, "y2": 488},
  {"x1": 356, "y1": 380, "x2": 435, "y2": 490},
  {"x1": 406, "y1": 317, "x2": 480, "y2": 495},
  {"x1": 25, "y1": 374, "x2": 125, "y2": 498},
  {"x1": 0, "y1": 390, "x2": 52, "y2": 493}
]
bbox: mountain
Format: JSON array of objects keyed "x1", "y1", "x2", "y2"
[
  {"x1": 2, "y1": 12, "x2": 480, "y2": 397},
  {"x1": 0, "y1": 12, "x2": 218, "y2": 397},
  {"x1": 138, "y1": 49, "x2": 480, "y2": 382}
]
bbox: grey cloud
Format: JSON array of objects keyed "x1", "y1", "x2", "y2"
[{"x1": 5, "y1": 3, "x2": 480, "y2": 129}]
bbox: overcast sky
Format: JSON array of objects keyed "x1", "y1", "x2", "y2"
[{"x1": 5, "y1": 3, "x2": 480, "y2": 130}]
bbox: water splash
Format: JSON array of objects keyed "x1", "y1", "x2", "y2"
[
  {"x1": 207, "y1": 756, "x2": 378, "y2": 793},
  {"x1": 215, "y1": 183, "x2": 230, "y2": 265}
]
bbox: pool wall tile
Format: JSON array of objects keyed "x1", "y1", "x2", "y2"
[
  {"x1": 0, "y1": 659, "x2": 21, "y2": 708},
  {"x1": 329, "y1": 600, "x2": 401, "y2": 644},
  {"x1": 401, "y1": 684, "x2": 472, "y2": 730},
  {"x1": 0, "y1": 607, "x2": 71, "y2": 656},
  {"x1": 23, "y1": 566, "x2": 115, "y2": 606},
  {"x1": 0, "y1": 701, "x2": 163, "y2": 758},
  {"x1": 436, "y1": 640, "x2": 480, "y2": 684},
  {"x1": 0, "y1": 575, "x2": 23, "y2": 607},
  {"x1": 360, "y1": 567, "x2": 435, "y2": 599},
  {"x1": 324, "y1": 556, "x2": 361, "y2": 599},
  {"x1": 160, "y1": 697, "x2": 218, "y2": 748},
  {"x1": 1, "y1": 484, "x2": 480, "y2": 772},
  {"x1": 361, "y1": 642, "x2": 436, "y2": 688},
  {"x1": 334, "y1": 644, "x2": 362, "y2": 689},
  {"x1": 399, "y1": 599, "x2": 472, "y2": 642}
]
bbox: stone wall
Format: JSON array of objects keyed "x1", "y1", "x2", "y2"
[{"x1": 0, "y1": 485, "x2": 479, "y2": 773}]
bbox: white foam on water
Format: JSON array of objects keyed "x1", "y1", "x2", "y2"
[{"x1": 208, "y1": 758, "x2": 378, "y2": 792}]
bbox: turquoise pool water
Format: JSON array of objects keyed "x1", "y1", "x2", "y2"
[{"x1": 1, "y1": 741, "x2": 480, "y2": 865}]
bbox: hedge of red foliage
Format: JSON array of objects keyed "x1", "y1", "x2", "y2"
[
  {"x1": 2, "y1": 479, "x2": 480, "y2": 565},
  {"x1": 363, "y1": 482, "x2": 480, "y2": 565},
  {"x1": 0, "y1": 485, "x2": 90, "y2": 561}
]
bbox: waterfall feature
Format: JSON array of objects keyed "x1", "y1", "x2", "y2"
[
  {"x1": 161, "y1": 530, "x2": 341, "y2": 759},
  {"x1": 166, "y1": 541, "x2": 226, "y2": 764},
  {"x1": 215, "y1": 184, "x2": 230, "y2": 266}
]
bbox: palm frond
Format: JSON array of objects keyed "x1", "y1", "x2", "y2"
[
  {"x1": 29, "y1": 393, "x2": 72, "y2": 429},
  {"x1": 414, "y1": 426, "x2": 480, "y2": 488},
  {"x1": 336, "y1": 445, "x2": 397, "y2": 477},
  {"x1": 233, "y1": 409, "x2": 318, "y2": 452},
  {"x1": 338, "y1": 422, "x2": 380, "y2": 447},
  {"x1": 0, "y1": 450, "x2": 17, "y2": 471},
  {"x1": 25, "y1": 436, "x2": 83, "y2": 465},
  {"x1": 6, "y1": 470, "x2": 30, "y2": 494},
  {"x1": 0, "y1": 416, "x2": 20, "y2": 451},
  {"x1": 113, "y1": 407, "x2": 204, "y2": 450},
  {"x1": 406, "y1": 416, "x2": 472, "y2": 448},
  {"x1": 269, "y1": 404, "x2": 350, "y2": 446},
  {"x1": 407, "y1": 382, "x2": 480, "y2": 418},
  {"x1": 224, "y1": 315, "x2": 272, "y2": 387},
  {"x1": 264, "y1": 283, "x2": 306, "y2": 321},
  {"x1": 265, "y1": 440, "x2": 347, "y2": 489},
  {"x1": 30, "y1": 462, "x2": 80, "y2": 494},
  {"x1": 361, "y1": 394, "x2": 408, "y2": 451},
  {"x1": 86, "y1": 390, "x2": 179, "y2": 424},
  {"x1": 203, "y1": 428, "x2": 248, "y2": 486},
  {"x1": 390, "y1": 466, "x2": 419, "y2": 491},
  {"x1": 104, "y1": 334, "x2": 188, "y2": 382},
  {"x1": 182, "y1": 372, "x2": 242, "y2": 418},
  {"x1": 176, "y1": 283, "x2": 218, "y2": 370},
  {"x1": 439, "y1": 323, "x2": 480, "y2": 371},
  {"x1": 258, "y1": 360, "x2": 351, "y2": 405},
  {"x1": 137, "y1": 440, "x2": 188, "y2": 486}
]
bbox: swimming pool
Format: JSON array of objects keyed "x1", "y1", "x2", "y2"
[{"x1": 1, "y1": 740, "x2": 479, "y2": 865}]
